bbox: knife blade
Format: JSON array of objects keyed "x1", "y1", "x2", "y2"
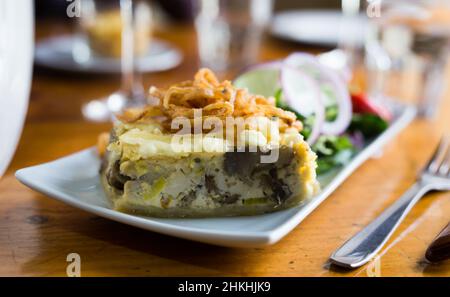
[{"x1": 425, "y1": 222, "x2": 450, "y2": 263}]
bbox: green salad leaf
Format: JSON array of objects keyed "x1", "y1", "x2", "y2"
[
  {"x1": 274, "y1": 89, "x2": 388, "y2": 175},
  {"x1": 312, "y1": 135, "x2": 355, "y2": 175},
  {"x1": 349, "y1": 113, "x2": 388, "y2": 138}
]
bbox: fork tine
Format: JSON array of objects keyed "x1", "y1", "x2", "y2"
[{"x1": 426, "y1": 136, "x2": 449, "y2": 174}]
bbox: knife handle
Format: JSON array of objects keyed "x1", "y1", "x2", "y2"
[{"x1": 425, "y1": 222, "x2": 450, "y2": 263}]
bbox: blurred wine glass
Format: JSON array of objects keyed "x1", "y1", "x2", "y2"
[
  {"x1": 78, "y1": 0, "x2": 152, "y2": 122},
  {"x1": 339, "y1": 0, "x2": 362, "y2": 69},
  {"x1": 194, "y1": 0, "x2": 274, "y2": 76},
  {"x1": 365, "y1": 0, "x2": 450, "y2": 117},
  {"x1": 319, "y1": 0, "x2": 363, "y2": 85}
]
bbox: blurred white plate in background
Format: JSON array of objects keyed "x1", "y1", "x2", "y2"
[
  {"x1": 0, "y1": 1, "x2": 34, "y2": 177},
  {"x1": 35, "y1": 35, "x2": 183, "y2": 74},
  {"x1": 271, "y1": 9, "x2": 367, "y2": 47}
]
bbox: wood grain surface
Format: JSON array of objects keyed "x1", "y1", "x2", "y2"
[{"x1": 0, "y1": 22, "x2": 449, "y2": 276}]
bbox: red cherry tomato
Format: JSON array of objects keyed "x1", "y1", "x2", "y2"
[{"x1": 351, "y1": 93, "x2": 392, "y2": 121}]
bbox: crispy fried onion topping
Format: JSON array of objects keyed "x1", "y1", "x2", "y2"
[{"x1": 116, "y1": 68, "x2": 302, "y2": 133}]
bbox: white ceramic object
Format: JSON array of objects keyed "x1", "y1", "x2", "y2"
[
  {"x1": 0, "y1": 1, "x2": 34, "y2": 177},
  {"x1": 16, "y1": 105, "x2": 416, "y2": 248},
  {"x1": 271, "y1": 10, "x2": 367, "y2": 47},
  {"x1": 34, "y1": 36, "x2": 183, "y2": 74}
]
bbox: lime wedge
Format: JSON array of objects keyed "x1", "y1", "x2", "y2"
[{"x1": 234, "y1": 68, "x2": 280, "y2": 98}]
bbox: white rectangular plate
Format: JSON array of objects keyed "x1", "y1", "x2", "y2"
[{"x1": 16, "y1": 105, "x2": 416, "y2": 248}]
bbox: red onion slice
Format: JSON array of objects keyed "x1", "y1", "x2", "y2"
[
  {"x1": 318, "y1": 66, "x2": 352, "y2": 135},
  {"x1": 318, "y1": 49, "x2": 352, "y2": 83},
  {"x1": 280, "y1": 64, "x2": 324, "y2": 144},
  {"x1": 284, "y1": 53, "x2": 352, "y2": 135}
]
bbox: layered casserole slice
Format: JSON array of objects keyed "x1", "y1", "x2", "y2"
[{"x1": 99, "y1": 69, "x2": 319, "y2": 218}]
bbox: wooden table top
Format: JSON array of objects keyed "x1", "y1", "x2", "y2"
[{"x1": 0, "y1": 22, "x2": 449, "y2": 277}]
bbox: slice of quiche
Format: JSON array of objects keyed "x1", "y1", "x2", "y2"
[{"x1": 100, "y1": 69, "x2": 319, "y2": 218}]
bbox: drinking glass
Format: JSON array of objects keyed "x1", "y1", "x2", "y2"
[
  {"x1": 339, "y1": 0, "x2": 362, "y2": 70},
  {"x1": 194, "y1": 0, "x2": 274, "y2": 75},
  {"x1": 364, "y1": 0, "x2": 450, "y2": 117},
  {"x1": 78, "y1": 0, "x2": 152, "y2": 122}
]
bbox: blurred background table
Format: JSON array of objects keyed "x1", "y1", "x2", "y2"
[{"x1": 0, "y1": 15, "x2": 449, "y2": 276}]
